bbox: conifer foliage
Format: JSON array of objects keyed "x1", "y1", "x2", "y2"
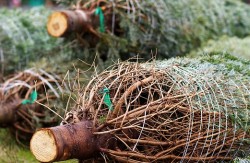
[{"x1": 50, "y1": 0, "x2": 250, "y2": 61}]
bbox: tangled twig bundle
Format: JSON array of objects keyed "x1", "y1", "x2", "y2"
[
  {"x1": 0, "y1": 69, "x2": 64, "y2": 144},
  {"x1": 62, "y1": 59, "x2": 249, "y2": 162}
]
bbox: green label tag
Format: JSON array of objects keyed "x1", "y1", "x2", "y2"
[
  {"x1": 21, "y1": 90, "x2": 38, "y2": 105},
  {"x1": 95, "y1": 7, "x2": 105, "y2": 33},
  {"x1": 102, "y1": 87, "x2": 113, "y2": 111}
]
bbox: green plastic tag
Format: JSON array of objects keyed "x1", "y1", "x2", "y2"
[
  {"x1": 95, "y1": 7, "x2": 105, "y2": 33},
  {"x1": 21, "y1": 90, "x2": 38, "y2": 105},
  {"x1": 102, "y1": 88, "x2": 113, "y2": 111}
]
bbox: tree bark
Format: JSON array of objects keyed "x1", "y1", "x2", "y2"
[
  {"x1": 0, "y1": 97, "x2": 20, "y2": 126},
  {"x1": 30, "y1": 121, "x2": 101, "y2": 162},
  {"x1": 47, "y1": 10, "x2": 93, "y2": 37}
]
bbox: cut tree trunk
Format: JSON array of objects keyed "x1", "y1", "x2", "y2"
[
  {"x1": 30, "y1": 121, "x2": 111, "y2": 162},
  {"x1": 0, "y1": 97, "x2": 21, "y2": 126},
  {"x1": 47, "y1": 10, "x2": 93, "y2": 37}
]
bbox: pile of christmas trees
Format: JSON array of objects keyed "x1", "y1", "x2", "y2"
[{"x1": 0, "y1": 0, "x2": 249, "y2": 162}]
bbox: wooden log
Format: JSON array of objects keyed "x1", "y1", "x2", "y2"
[
  {"x1": 0, "y1": 104, "x2": 16, "y2": 125},
  {"x1": 0, "y1": 98, "x2": 21, "y2": 126},
  {"x1": 47, "y1": 10, "x2": 93, "y2": 37},
  {"x1": 30, "y1": 121, "x2": 100, "y2": 162}
]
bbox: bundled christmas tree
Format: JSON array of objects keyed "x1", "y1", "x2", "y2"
[
  {"x1": 30, "y1": 54, "x2": 250, "y2": 162},
  {"x1": 0, "y1": 69, "x2": 66, "y2": 144},
  {"x1": 0, "y1": 7, "x2": 83, "y2": 75},
  {"x1": 188, "y1": 36, "x2": 250, "y2": 60},
  {"x1": 48, "y1": 0, "x2": 250, "y2": 62}
]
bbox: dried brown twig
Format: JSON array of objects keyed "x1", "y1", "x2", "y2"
[{"x1": 0, "y1": 69, "x2": 65, "y2": 144}]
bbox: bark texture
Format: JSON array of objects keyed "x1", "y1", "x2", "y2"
[
  {"x1": 47, "y1": 10, "x2": 93, "y2": 37},
  {"x1": 30, "y1": 121, "x2": 100, "y2": 162}
]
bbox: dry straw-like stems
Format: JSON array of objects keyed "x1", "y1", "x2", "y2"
[
  {"x1": 64, "y1": 59, "x2": 249, "y2": 162},
  {"x1": 0, "y1": 69, "x2": 64, "y2": 144}
]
